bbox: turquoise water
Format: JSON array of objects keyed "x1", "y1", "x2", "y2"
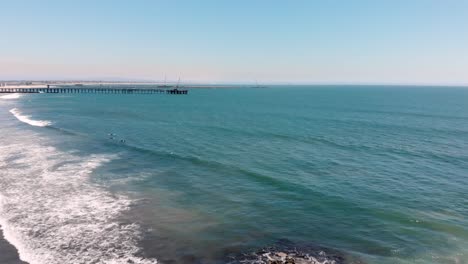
[{"x1": 0, "y1": 86, "x2": 467, "y2": 264}]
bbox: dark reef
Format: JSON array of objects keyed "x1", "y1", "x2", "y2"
[{"x1": 223, "y1": 239, "x2": 365, "y2": 264}]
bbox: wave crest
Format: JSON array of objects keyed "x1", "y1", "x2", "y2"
[
  {"x1": 9, "y1": 108, "x2": 52, "y2": 127},
  {"x1": 1, "y1": 93, "x2": 22, "y2": 100}
]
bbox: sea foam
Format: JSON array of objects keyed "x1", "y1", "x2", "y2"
[
  {"x1": 9, "y1": 108, "x2": 52, "y2": 127},
  {"x1": 0, "y1": 130, "x2": 158, "y2": 264},
  {"x1": 0, "y1": 93, "x2": 22, "y2": 100}
]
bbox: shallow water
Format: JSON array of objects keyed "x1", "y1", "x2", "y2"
[{"x1": 0, "y1": 86, "x2": 467, "y2": 264}]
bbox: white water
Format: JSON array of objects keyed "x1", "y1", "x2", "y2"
[
  {"x1": 0, "y1": 129, "x2": 158, "y2": 264},
  {"x1": 9, "y1": 108, "x2": 52, "y2": 127},
  {"x1": 1, "y1": 93, "x2": 22, "y2": 99}
]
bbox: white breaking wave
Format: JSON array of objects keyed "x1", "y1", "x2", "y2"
[
  {"x1": 0, "y1": 130, "x2": 158, "y2": 264},
  {"x1": 1, "y1": 93, "x2": 22, "y2": 99},
  {"x1": 9, "y1": 108, "x2": 52, "y2": 127}
]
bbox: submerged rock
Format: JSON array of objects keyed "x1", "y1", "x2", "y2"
[{"x1": 224, "y1": 239, "x2": 364, "y2": 264}]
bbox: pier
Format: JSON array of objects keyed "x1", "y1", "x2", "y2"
[{"x1": 0, "y1": 87, "x2": 188, "y2": 95}]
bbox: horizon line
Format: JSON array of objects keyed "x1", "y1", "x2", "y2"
[{"x1": 1, "y1": 79, "x2": 468, "y2": 88}]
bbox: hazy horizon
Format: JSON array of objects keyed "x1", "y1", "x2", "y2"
[
  {"x1": 2, "y1": 79, "x2": 468, "y2": 87},
  {"x1": 1, "y1": 0, "x2": 468, "y2": 85}
]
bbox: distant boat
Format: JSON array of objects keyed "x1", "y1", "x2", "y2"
[
  {"x1": 252, "y1": 80, "x2": 267, "y2": 89},
  {"x1": 157, "y1": 75, "x2": 172, "y2": 88}
]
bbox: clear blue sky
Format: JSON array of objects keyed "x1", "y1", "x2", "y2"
[{"x1": 1, "y1": 0, "x2": 467, "y2": 84}]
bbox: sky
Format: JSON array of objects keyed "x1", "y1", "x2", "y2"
[{"x1": 1, "y1": 0, "x2": 468, "y2": 84}]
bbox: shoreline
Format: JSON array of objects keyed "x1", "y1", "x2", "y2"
[{"x1": 0, "y1": 228, "x2": 27, "y2": 264}]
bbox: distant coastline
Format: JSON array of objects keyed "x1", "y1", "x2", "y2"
[
  {"x1": 0, "y1": 81, "x2": 244, "y2": 89},
  {"x1": 1, "y1": 81, "x2": 467, "y2": 89}
]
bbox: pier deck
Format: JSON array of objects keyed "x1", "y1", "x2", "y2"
[{"x1": 0, "y1": 87, "x2": 188, "y2": 95}]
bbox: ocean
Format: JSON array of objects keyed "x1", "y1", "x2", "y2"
[{"x1": 0, "y1": 85, "x2": 467, "y2": 264}]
